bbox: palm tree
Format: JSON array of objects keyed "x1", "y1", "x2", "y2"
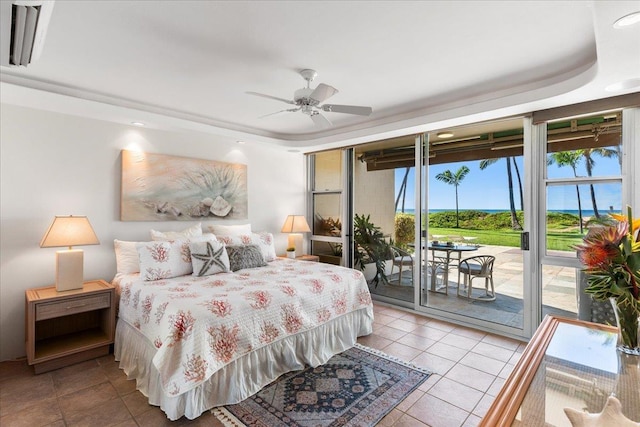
[
  {"x1": 395, "y1": 167, "x2": 411, "y2": 213},
  {"x1": 435, "y1": 166, "x2": 470, "y2": 228},
  {"x1": 548, "y1": 151, "x2": 585, "y2": 233},
  {"x1": 479, "y1": 158, "x2": 522, "y2": 230},
  {"x1": 512, "y1": 157, "x2": 524, "y2": 211},
  {"x1": 581, "y1": 147, "x2": 619, "y2": 218}
]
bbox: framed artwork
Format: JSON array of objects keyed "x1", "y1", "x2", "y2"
[{"x1": 121, "y1": 150, "x2": 248, "y2": 221}]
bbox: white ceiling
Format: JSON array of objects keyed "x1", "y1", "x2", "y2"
[{"x1": 1, "y1": 1, "x2": 639, "y2": 151}]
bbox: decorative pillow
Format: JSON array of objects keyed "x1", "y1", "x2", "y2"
[
  {"x1": 114, "y1": 239, "x2": 143, "y2": 274},
  {"x1": 206, "y1": 223, "x2": 251, "y2": 236},
  {"x1": 137, "y1": 240, "x2": 193, "y2": 281},
  {"x1": 189, "y1": 240, "x2": 230, "y2": 276},
  {"x1": 226, "y1": 244, "x2": 267, "y2": 271},
  {"x1": 150, "y1": 223, "x2": 202, "y2": 241},
  {"x1": 216, "y1": 232, "x2": 276, "y2": 262}
]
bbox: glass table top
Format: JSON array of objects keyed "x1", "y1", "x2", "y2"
[{"x1": 514, "y1": 322, "x2": 640, "y2": 426}]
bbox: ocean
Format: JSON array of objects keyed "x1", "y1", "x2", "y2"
[{"x1": 397, "y1": 208, "x2": 618, "y2": 217}]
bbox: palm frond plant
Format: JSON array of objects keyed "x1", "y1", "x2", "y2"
[{"x1": 354, "y1": 214, "x2": 391, "y2": 287}]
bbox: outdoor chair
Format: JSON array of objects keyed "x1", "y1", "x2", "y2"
[
  {"x1": 427, "y1": 257, "x2": 448, "y2": 294},
  {"x1": 457, "y1": 255, "x2": 496, "y2": 301},
  {"x1": 389, "y1": 246, "x2": 414, "y2": 286}
]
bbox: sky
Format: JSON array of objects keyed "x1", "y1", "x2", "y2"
[{"x1": 394, "y1": 148, "x2": 623, "y2": 212}]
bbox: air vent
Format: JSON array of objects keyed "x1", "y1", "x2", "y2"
[{"x1": 0, "y1": 1, "x2": 54, "y2": 67}]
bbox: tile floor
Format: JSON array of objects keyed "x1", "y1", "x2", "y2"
[{"x1": 0, "y1": 302, "x2": 527, "y2": 427}]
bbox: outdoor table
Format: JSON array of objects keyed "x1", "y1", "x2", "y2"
[{"x1": 427, "y1": 243, "x2": 478, "y2": 291}]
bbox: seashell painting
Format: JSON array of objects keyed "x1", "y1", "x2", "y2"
[{"x1": 121, "y1": 150, "x2": 247, "y2": 221}]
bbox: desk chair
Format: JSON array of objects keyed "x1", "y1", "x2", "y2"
[{"x1": 457, "y1": 255, "x2": 496, "y2": 301}]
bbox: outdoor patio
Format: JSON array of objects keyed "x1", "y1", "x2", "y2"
[{"x1": 370, "y1": 244, "x2": 577, "y2": 329}]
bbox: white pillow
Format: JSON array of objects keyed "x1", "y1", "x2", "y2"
[
  {"x1": 216, "y1": 232, "x2": 276, "y2": 262},
  {"x1": 137, "y1": 240, "x2": 193, "y2": 281},
  {"x1": 150, "y1": 223, "x2": 202, "y2": 241},
  {"x1": 206, "y1": 223, "x2": 251, "y2": 236},
  {"x1": 114, "y1": 239, "x2": 143, "y2": 274},
  {"x1": 190, "y1": 240, "x2": 230, "y2": 276}
]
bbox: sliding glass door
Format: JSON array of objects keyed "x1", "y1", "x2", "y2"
[{"x1": 306, "y1": 105, "x2": 638, "y2": 341}]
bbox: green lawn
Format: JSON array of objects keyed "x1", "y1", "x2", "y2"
[{"x1": 427, "y1": 227, "x2": 583, "y2": 251}]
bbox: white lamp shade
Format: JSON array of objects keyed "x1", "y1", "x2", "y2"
[
  {"x1": 40, "y1": 216, "x2": 99, "y2": 248},
  {"x1": 281, "y1": 215, "x2": 311, "y2": 233},
  {"x1": 40, "y1": 216, "x2": 99, "y2": 292}
]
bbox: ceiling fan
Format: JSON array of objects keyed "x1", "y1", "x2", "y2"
[{"x1": 247, "y1": 69, "x2": 373, "y2": 128}]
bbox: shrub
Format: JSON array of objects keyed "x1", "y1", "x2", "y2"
[{"x1": 394, "y1": 213, "x2": 415, "y2": 248}]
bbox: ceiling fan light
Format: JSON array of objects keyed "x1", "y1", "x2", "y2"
[{"x1": 437, "y1": 131, "x2": 454, "y2": 139}]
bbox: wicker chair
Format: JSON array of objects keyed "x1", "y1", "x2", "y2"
[
  {"x1": 457, "y1": 255, "x2": 496, "y2": 301},
  {"x1": 389, "y1": 246, "x2": 414, "y2": 286}
]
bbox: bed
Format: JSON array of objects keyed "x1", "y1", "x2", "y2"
[{"x1": 112, "y1": 253, "x2": 374, "y2": 420}]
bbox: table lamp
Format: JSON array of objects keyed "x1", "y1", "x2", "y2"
[
  {"x1": 281, "y1": 215, "x2": 311, "y2": 253},
  {"x1": 40, "y1": 215, "x2": 100, "y2": 292}
]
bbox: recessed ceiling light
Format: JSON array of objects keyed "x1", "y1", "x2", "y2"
[
  {"x1": 236, "y1": 140, "x2": 246, "y2": 144},
  {"x1": 605, "y1": 78, "x2": 640, "y2": 92},
  {"x1": 437, "y1": 131, "x2": 454, "y2": 139},
  {"x1": 131, "y1": 121, "x2": 145, "y2": 126},
  {"x1": 613, "y1": 11, "x2": 640, "y2": 28}
]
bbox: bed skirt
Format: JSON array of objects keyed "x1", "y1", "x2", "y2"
[{"x1": 114, "y1": 307, "x2": 373, "y2": 420}]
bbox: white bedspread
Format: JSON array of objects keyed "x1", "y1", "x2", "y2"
[{"x1": 113, "y1": 258, "x2": 374, "y2": 403}]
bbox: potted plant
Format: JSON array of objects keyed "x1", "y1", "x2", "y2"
[
  {"x1": 576, "y1": 206, "x2": 640, "y2": 355},
  {"x1": 354, "y1": 213, "x2": 391, "y2": 287},
  {"x1": 286, "y1": 247, "x2": 296, "y2": 259}
]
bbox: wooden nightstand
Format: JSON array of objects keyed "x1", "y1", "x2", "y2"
[
  {"x1": 296, "y1": 254, "x2": 320, "y2": 262},
  {"x1": 25, "y1": 280, "x2": 115, "y2": 374}
]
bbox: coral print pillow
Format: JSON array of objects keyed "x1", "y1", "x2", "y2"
[
  {"x1": 189, "y1": 240, "x2": 230, "y2": 276},
  {"x1": 216, "y1": 232, "x2": 276, "y2": 262},
  {"x1": 137, "y1": 240, "x2": 193, "y2": 281}
]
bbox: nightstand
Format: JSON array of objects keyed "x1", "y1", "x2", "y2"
[
  {"x1": 296, "y1": 254, "x2": 320, "y2": 262},
  {"x1": 25, "y1": 279, "x2": 115, "y2": 374}
]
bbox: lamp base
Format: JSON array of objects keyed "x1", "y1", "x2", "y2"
[
  {"x1": 55, "y1": 249, "x2": 84, "y2": 292},
  {"x1": 287, "y1": 233, "x2": 304, "y2": 253}
]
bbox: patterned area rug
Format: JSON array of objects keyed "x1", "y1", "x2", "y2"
[{"x1": 212, "y1": 344, "x2": 431, "y2": 427}]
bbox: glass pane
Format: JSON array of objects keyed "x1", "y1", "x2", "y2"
[
  {"x1": 421, "y1": 123, "x2": 525, "y2": 331},
  {"x1": 313, "y1": 193, "x2": 342, "y2": 236},
  {"x1": 541, "y1": 264, "x2": 577, "y2": 319},
  {"x1": 354, "y1": 140, "x2": 413, "y2": 304},
  {"x1": 314, "y1": 150, "x2": 342, "y2": 191},
  {"x1": 545, "y1": 183, "x2": 622, "y2": 256},
  {"x1": 311, "y1": 241, "x2": 343, "y2": 266},
  {"x1": 546, "y1": 114, "x2": 622, "y2": 180}
]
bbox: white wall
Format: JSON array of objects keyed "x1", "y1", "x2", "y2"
[{"x1": 0, "y1": 104, "x2": 306, "y2": 361}]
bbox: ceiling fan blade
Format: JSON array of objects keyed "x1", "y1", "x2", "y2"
[
  {"x1": 258, "y1": 108, "x2": 300, "y2": 118},
  {"x1": 310, "y1": 112, "x2": 332, "y2": 129},
  {"x1": 309, "y1": 83, "x2": 338, "y2": 104},
  {"x1": 246, "y1": 91, "x2": 296, "y2": 105},
  {"x1": 321, "y1": 104, "x2": 373, "y2": 116}
]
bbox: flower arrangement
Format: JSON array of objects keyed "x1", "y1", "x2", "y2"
[{"x1": 575, "y1": 206, "x2": 640, "y2": 353}]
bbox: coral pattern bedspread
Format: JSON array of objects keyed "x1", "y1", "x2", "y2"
[{"x1": 112, "y1": 258, "x2": 373, "y2": 398}]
